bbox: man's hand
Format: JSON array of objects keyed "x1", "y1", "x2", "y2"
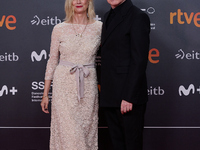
[{"x1": 121, "y1": 100, "x2": 133, "y2": 114}]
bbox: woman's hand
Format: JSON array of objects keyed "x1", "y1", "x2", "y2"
[{"x1": 41, "y1": 97, "x2": 49, "y2": 114}]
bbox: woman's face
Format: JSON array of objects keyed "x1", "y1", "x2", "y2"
[{"x1": 72, "y1": 0, "x2": 89, "y2": 14}]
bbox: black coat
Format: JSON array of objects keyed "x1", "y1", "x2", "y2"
[{"x1": 100, "y1": 0, "x2": 150, "y2": 107}]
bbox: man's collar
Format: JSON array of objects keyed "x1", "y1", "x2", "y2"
[
  {"x1": 110, "y1": 0, "x2": 133, "y2": 16},
  {"x1": 112, "y1": 0, "x2": 127, "y2": 14}
]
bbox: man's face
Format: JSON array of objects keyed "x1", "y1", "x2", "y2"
[{"x1": 107, "y1": 0, "x2": 126, "y2": 9}]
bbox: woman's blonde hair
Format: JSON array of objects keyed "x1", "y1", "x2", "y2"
[{"x1": 64, "y1": 0, "x2": 96, "y2": 22}]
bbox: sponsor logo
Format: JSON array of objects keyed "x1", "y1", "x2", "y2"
[
  {"x1": 96, "y1": 48, "x2": 160, "y2": 65},
  {"x1": 0, "y1": 85, "x2": 8, "y2": 97},
  {"x1": 150, "y1": 23, "x2": 156, "y2": 30},
  {"x1": 94, "y1": 15, "x2": 101, "y2": 21},
  {"x1": 32, "y1": 81, "x2": 46, "y2": 90},
  {"x1": 31, "y1": 50, "x2": 48, "y2": 62},
  {"x1": 30, "y1": 15, "x2": 101, "y2": 26},
  {"x1": 98, "y1": 84, "x2": 101, "y2": 92},
  {"x1": 170, "y1": 9, "x2": 200, "y2": 27},
  {"x1": 0, "y1": 52, "x2": 19, "y2": 62},
  {"x1": 148, "y1": 86, "x2": 165, "y2": 96},
  {"x1": 178, "y1": 84, "x2": 198, "y2": 96},
  {"x1": 95, "y1": 56, "x2": 101, "y2": 66},
  {"x1": 96, "y1": 48, "x2": 159, "y2": 65},
  {"x1": 141, "y1": 7, "x2": 156, "y2": 30},
  {"x1": 31, "y1": 81, "x2": 52, "y2": 102},
  {"x1": 0, "y1": 85, "x2": 18, "y2": 97},
  {"x1": 141, "y1": 7, "x2": 156, "y2": 15},
  {"x1": 149, "y1": 48, "x2": 159, "y2": 64},
  {"x1": 175, "y1": 49, "x2": 200, "y2": 60},
  {"x1": 31, "y1": 15, "x2": 62, "y2": 26},
  {"x1": 0, "y1": 15, "x2": 16, "y2": 30}
]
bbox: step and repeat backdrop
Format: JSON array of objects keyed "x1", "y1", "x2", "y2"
[{"x1": 1, "y1": 0, "x2": 200, "y2": 149}]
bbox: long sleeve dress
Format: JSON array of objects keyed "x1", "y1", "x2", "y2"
[{"x1": 44, "y1": 20, "x2": 102, "y2": 150}]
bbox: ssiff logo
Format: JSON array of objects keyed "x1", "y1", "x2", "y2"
[
  {"x1": 31, "y1": 50, "x2": 48, "y2": 62},
  {"x1": 170, "y1": 9, "x2": 200, "y2": 27},
  {"x1": 175, "y1": 49, "x2": 200, "y2": 60},
  {"x1": 0, "y1": 15, "x2": 16, "y2": 30},
  {"x1": 179, "y1": 84, "x2": 200, "y2": 96},
  {"x1": 32, "y1": 81, "x2": 53, "y2": 90},
  {"x1": 31, "y1": 81, "x2": 52, "y2": 102},
  {"x1": 0, "y1": 85, "x2": 18, "y2": 97}
]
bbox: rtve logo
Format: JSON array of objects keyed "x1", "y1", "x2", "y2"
[
  {"x1": 0, "y1": 85, "x2": 18, "y2": 97},
  {"x1": 0, "y1": 15, "x2": 16, "y2": 30},
  {"x1": 175, "y1": 49, "x2": 200, "y2": 60},
  {"x1": 149, "y1": 48, "x2": 159, "y2": 64},
  {"x1": 31, "y1": 50, "x2": 48, "y2": 62},
  {"x1": 179, "y1": 84, "x2": 200, "y2": 96},
  {"x1": 170, "y1": 9, "x2": 200, "y2": 27}
]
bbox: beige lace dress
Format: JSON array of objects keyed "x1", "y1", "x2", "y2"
[{"x1": 45, "y1": 21, "x2": 102, "y2": 150}]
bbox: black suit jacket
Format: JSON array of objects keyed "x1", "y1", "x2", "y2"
[{"x1": 100, "y1": 0, "x2": 150, "y2": 107}]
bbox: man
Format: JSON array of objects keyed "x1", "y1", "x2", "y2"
[{"x1": 100, "y1": 0, "x2": 150, "y2": 149}]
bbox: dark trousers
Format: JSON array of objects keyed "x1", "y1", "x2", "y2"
[{"x1": 103, "y1": 104, "x2": 146, "y2": 150}]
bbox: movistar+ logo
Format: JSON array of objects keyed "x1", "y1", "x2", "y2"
[
  {"x1": 31, "y1": 50, "x2": 48, "y2": 62},
  {"x1": 0, "y1": 85, "x2": 18, "y2": 97},
  {"x1": 179, "y1": 84, "x2": 200, "y2": 96}
]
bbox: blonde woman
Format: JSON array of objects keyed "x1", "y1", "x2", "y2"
[{"x1": 40, "y1": 0, "x2": 102, "y2": 149}]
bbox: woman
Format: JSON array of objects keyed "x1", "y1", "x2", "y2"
[{"x1": 40, "y1": 0, "x2": 102, "y2": 149}]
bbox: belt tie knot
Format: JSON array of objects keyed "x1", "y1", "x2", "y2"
[{"x1": 59, "y1": 60, "x2": 95, "y2": 101}]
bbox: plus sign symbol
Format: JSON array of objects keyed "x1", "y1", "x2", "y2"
[
  {"x1": 94, "y1": 15, "x2": 101, "y2": 21},
  {"x1": 196, "y1": 86, "x2": 200, "y2": 94},
  {"x1": 9, "y1": 87, "x2": 18, "y2": 95}
]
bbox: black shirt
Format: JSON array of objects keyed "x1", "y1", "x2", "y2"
[{"x1": 106, "y1": 0, "x2": 128, "y2": 28}]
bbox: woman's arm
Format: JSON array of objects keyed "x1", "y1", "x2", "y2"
[
  {"x1": 40, "y1": 24, "x2": 61, "y2": 113},
  {"x1": 41, "y1": 80, "x2": 51, "y2": 113}
]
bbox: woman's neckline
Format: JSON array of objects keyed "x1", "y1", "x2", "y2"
[{"x1": 63, "y1": 20, "x2": 97, "y2": 26}]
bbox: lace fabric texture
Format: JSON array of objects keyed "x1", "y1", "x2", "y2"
[{"x1": 45, "y1": 21, "x2": 102, "y2": 150}]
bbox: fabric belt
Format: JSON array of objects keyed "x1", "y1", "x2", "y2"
[{"x1": 59, "y1": 60, "x2": 95, "y2": 101}]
